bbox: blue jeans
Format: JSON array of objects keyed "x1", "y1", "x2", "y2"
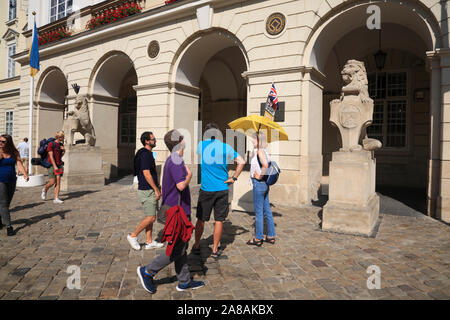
[{"x1": 252, "y1": 178, "x2": 276, "y2": 240}]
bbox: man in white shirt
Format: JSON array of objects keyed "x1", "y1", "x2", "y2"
[{"x1": 17, "y1": 138, "x2": 29, "y2": 175}]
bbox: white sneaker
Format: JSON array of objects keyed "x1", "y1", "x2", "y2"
[
  {"x1": 144, "y1": 241, "x2": 164, "y2": 249},
  {"x1": 127, "y1": 234, "x2": 141, "y2": 250},
  {"x1": 53, "y1": 198, "x2": 64, "y2": 204},
  {"x1": 41, "y1": 188, "x2": 46, "y2": 200}
]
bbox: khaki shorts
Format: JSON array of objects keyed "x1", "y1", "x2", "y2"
[
  {"x1": 21, "y1": 158, "x2": 29, "y2": 172},
  {"x1": 137, "y1": 189, "x2": 157, "y2": 216},
  {"x1": 48, "y1": 165, "x2": 64, "y2": 179}
]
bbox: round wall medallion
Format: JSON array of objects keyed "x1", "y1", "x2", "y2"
[
  {"x1": 266, "y1": 13, "x2": 286, "y2": 36},
  {"x1": 148, "y1": 40, "x2": 160, "y2": 59}
]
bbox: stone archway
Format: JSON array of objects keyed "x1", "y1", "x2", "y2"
[
  {"x1": 299, "y1": 1, "x2": 441, "y2": 218},
  {"x1": 36, "y1": 67, "x2": 68, "y2": 149},
  {"x1": 170, "y1": 29, "x2": 249, "y2": 182},
  {"x1": 89, "y1": 51, "x2": 137, "y2": 178}
]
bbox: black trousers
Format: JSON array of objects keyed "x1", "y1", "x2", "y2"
[{"x1": 0, "y1": 180, "x2": 16, "y2": 227}]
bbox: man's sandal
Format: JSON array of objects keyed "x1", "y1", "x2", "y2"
[
  {"x1": 246, "y1": 239, "x2": 263, "y2": 247},
  {"x1": 264, "y1": 237, "x2": 276, "y2": 244}
]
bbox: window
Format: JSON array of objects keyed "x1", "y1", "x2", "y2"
[
  {"x1": 50, "y1": 0, "x2": 73, "y2": 22},
  {"x1": 367, "y1": 71, "x2": 408, "y2": 149},
  {"x1": 8, "y1": 0, "x2": 17, "y2": 21},
  {"x1": 7, "y1": 43, "x2": 16, "y2": 78},
  {"x1": 119, "y1": 96, "x2": 137, "y2": 144},
  {"x1": 5, "y1": 111, "x2": 13, "y2": 136}
]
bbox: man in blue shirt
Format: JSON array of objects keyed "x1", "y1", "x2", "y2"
[{"x1": 192, "y1": 123, "x2": 245, "y2": 258}]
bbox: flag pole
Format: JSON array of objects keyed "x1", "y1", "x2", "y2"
[
  {"x1": 29, "y1": 70, "x2": 34, "y2": 175},
  {"x1": 28, "y1": 11, "x2": 36, "y2": 176}
]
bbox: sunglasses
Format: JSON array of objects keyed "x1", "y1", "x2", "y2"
[{"x1": 0, "y1": 140, "x2": 6, "y2": 144}]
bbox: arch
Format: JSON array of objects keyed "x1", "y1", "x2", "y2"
[
  {"x1": 169, "y1": 28, "x2": 250, "y2": 87},
  {"x1": 88, "y1": 50, "x2": 137, "y2": 98},
  {"x1": 302, "y1": 0, "x2": 442, "y2": 73},
  {"x1": 87, "y1": 50, "x2": 138, "y2": 179},
  {"x1": 34, "y1": 66, "x2": 68, "y2": 153},
  {"x1": 35, "y1": 66, "x2": 68, "y2": 105}
]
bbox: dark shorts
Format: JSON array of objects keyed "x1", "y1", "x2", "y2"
[{"x1": 196, "y1": 189, "x2": 229, "y2": 222}]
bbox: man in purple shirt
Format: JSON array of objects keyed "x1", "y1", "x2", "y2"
[
  {"x1": 161, "y1": 142, "x2": 191, "y2": 216},
  {"x1": 136, "y1": 129, "x2": 204, "y2": 294}
]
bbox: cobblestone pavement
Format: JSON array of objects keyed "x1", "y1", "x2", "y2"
[{"x1": 0, "y1": 178, "x2": 449, "y2": 300}]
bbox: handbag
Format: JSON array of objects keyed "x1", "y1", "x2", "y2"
[
  {"x1": 257, "y1": 149, "x2": 281, "y2": 186},
  {"x1": 157, "y1": 189, "x2": 181, "y2": 224}
]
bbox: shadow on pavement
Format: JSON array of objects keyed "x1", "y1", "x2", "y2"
[
  {"x1": 12, "y1": 210, "x2": 71, "y2": 233},
  {"x1": 10, "y1": 202, "x2": 44, "y2": 212},
  {"x1": 63, "y1": 190, "x2": 99, "y2": 200},
  {"x1": 186, "y1": 220, "x2": 250, "y2": 277}
]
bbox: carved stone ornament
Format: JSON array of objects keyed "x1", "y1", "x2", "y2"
[
  {"x1": 63, "y1": 94, "x2": 96, "y2": 146},
  {"x1": 148, "y1": 40, "x2": 160, "y2": 59},
  {"x1": 329, "y1": 59, "x2": 382, "y2": 152},
  {"x1": 266, "y1": 13, "x2": 286, "y2": 36}
]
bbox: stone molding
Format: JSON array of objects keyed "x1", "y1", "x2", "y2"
[{"x1": 14, "y1": 0, "x2": 239, "y2": 64}]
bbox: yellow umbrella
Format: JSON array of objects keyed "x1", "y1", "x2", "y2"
[{"x1": 228, "y1": 114, "x2": 288, "y2": 143}]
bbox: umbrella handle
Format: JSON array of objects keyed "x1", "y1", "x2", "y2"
[{"x1": 257, "y1": 123, "x2": 261, "y2": 151}]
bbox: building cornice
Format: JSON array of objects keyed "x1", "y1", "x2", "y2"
[
  {"x1": 242, "y1": 66, "x2": 326, "y2": 83},
  {"x1": 427, "y1": 48, "x2": 450, "y2": 57},
  {"x1": 14, "y1": 0, "x2": 246, "y2": 65},
  {"x1": 0, "y1": 76, "x2": 20, "y2": 84},
  {"x1": 0, "y1": 88, "x2": 20, "y2": 99}
]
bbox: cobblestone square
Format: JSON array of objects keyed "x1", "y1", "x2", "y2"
[{"x1": 0, "y1": 178, "x2": 449, "y2": 300}]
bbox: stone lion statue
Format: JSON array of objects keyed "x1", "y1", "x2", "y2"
[
  {"x1": 63, "y1": 95, "x2": 96, "y2": 146},
  {"x1": 340, "y1": 59, "x2": 372, "y2": 103},
  {"x1": 334, "y1": 59, "x2": 381, "y2": 152}
]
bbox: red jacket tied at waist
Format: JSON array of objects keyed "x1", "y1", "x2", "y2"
[{"x1": 161, "y1": 205, "x2": 194, "y2": 257}]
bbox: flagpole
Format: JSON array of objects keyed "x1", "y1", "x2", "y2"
[
  {"x1": 28, "y1": 11, "x2": 36, "y2": 176},
  {"x1": 29, "y1": 73, "x2": 34, "y2": 175},
  {"x1": 17, "y1": 12, "x2": 43, "y2": 187}
]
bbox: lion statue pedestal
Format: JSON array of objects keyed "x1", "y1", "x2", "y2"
[
  {"x1": 60, "y1": 95, "x2": 104, "y2": 191},
  {"x1": 61, "y1": 145, "x2": 105, "y2": 191},
  {"x1": 322, "y1": 60, "x2": 380, "y2": 237}
]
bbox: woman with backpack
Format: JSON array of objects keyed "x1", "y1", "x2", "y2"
[
  {"x1": 247, "y1": 132, "x2": 276, "y2": 247},
  {"x1": 0, "y1": 134, "x2": 29, "y2": 236},
  {"x1": 41, "y1": 131, "x2": 65, "y2": 204}
]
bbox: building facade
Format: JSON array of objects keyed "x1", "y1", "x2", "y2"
[
  {"x1": 7, "y1": 0, "x2": 450, "y2": 222},
  {"x1": 0, "y1": 0, "x2": 28, "y2": 142}
]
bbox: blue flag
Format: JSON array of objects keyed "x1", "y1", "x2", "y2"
[{"x1": 29, "y1": 22, "x2": 40, "y2": 77}]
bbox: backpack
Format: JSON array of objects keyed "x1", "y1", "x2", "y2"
[
  {"x1": 37, "y1": 137, "x2": 56, "y2": 168},
  {"x1": 257, "y1": 150, "x2": 281, "y2": 186}
]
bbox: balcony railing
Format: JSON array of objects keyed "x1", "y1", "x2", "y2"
[
  {"x1": 38, "y1": 25, "x2": 71, "y2": 46},
  {"x1": 87, "y1": 1, "x2": 144, "y2": 30}
]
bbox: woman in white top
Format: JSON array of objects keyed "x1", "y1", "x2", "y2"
[{"x1": 247, "y1": 132, "x2": 276, "y2": 246}]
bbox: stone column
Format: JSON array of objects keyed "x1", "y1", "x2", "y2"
[
  {"x1": 426, "y1": 54, "x2": 441, "y2": 218},
  {"x1": 88, "y1": 94, "x2": 119, "y2": 179},
  {"x1": 171, "y1": 83, "x2": 201, "y2": 182},
  {"x1": 134, "y1": 82, "x2": 173, "y2": 185},
  {"x1": 300, "y1": 68, "x2": 325, "y2": 204},
  {"x1": 436, "y1": 49, "x2": 450, "y2": 223}
]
